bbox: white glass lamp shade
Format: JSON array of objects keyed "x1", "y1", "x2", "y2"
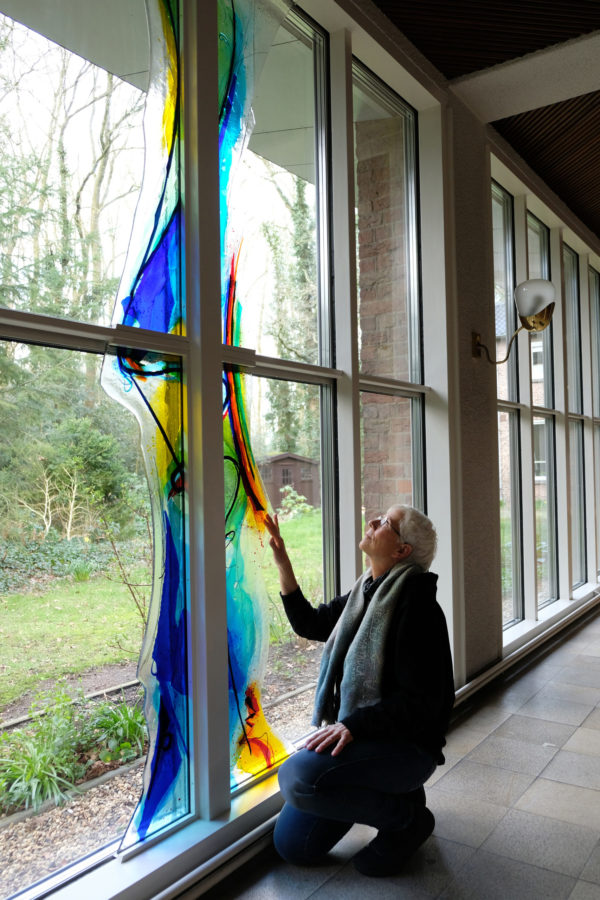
[{"x1": 514, "y1": 278, "x2": 556, "y2": 332}]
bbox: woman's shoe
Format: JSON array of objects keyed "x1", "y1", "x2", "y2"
[{"x1": 353, "y1": 806, "x2": 435, "y2": 877}]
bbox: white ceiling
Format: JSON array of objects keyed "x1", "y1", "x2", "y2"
[
  {"x1": 451, "y1": 30, "x2": 600, "y2": 122},
  {"x1": 0, "y1": 0, "x2": 150, "y2": 91},
  {"x1": 1, "y1": 4, "x2": 402, "y2": 187}
]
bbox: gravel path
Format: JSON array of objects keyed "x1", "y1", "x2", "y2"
[{"x1": 0, "y1": 765, "x2": 144, "y2": 899}]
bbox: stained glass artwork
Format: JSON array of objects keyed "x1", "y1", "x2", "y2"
[
  {"x1": 101, "y1": 0, "x2": 188, "y2": 848},
  {"x1": 219, "y1": 0, "x2": 293, "y2": 785}
]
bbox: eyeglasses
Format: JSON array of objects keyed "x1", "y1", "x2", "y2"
[{"x1": 372, "y1": 515, "x2": 401, "y2": 537}]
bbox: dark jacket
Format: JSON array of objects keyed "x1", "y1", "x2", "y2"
[{"x1": 282, "y1": 571, "x2": 455, "y2": 763}]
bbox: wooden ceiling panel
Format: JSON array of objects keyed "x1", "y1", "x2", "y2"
[
  {"x1": 370, "y1": 0, "x2": 600, "y2": 239},
  {"x1": 494, "y1": 92, "x2": 600, "y2": 236},
  {"x1": 371, "y1": 1, "x2": 600, "y2": 78}
]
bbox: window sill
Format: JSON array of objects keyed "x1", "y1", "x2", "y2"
[
  {"x1": 38, "y1": 773, "x2": 283, "y2": 900},
  {"x1": 503, "y1": 584, "x2": 600, "y2": 657}
]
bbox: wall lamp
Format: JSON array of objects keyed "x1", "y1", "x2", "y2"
[{"x1": 472, "y1": 278, "x2": 556, "y2": 365}]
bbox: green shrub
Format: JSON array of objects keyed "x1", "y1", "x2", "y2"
[
  {"x1": 0, "y1": 731, "x2": 84, "y2": 812},
  {"x1": 0, "y1": 536, "x2": 115, "y2": 593},
  {"x1": 89, "y1": 695, "x2": 147, "y2": 761},
  {"x1": 0, "y1": 687, "x2": 87, "y2": 813},
  {"x1": 0, "y1": 686, "x2": 146, "y2": 815}
]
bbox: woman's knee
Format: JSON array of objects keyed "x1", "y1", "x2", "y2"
[
  {"x1": 273, "y1": 803, "x2": 350, "y2": 866},
  {"x1": 278, "y1": 749, "x2": 324, "y2": 806}
]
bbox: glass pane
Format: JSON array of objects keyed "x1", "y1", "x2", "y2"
[
  {"x1": 564, "y1": 245, "x2": 583, "y2": 414},
  {"x1": 220, "y1": 11, "x2": 324, "y2": 364},
  {"x1": 492, "y1": 185, "x2": 517, "y2": 402},
  {"x1": 0, "y1": 8, "x2": 147, "y2": 328},
  {"x1": 0, "y1": 342, "x2": 153, "y2": 896},
  {"x1": 569, "y1": 419, "x2": 586, "y2": 588},
  {"x1": 224, "y1": 371, "x2": 324, "y2": 787},
  {"x1": 498, "y1": 409, "x2": 522, "y2": 625},
  {"x1": 360, "y1": 393, "x2": 423, "y2": 522},
  {"x1": 353, "y1": 65, "x2": 420, "y2": 382},
  {"x1": 590, "y1": 268, "x2": 600, "y2": 419},
  {"x1": 533, "y1": 416, "x2": 558, "y2": 608},
  {"x1": 527, "y1": 214, "x2": 553, "y2": 408}
]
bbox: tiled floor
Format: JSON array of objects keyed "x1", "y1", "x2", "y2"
[{"x1": 204, "y1": 611, "x2": 600, "y2": 899}]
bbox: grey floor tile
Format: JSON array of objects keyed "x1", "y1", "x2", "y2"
[
  {"x1": 543, "y1": 750, "x2": 600, "y2": 790},
  {"x1": 543, "y1": 681, "x2": 600, "y2": 705},
  {"x1": 518, "y1": 694, "x2": 593, "y2": 726},
  {"x1": 515, "y1": 778, "x2": 600, "y2": 830},
  {"x1": 444, "y1": 723, "x2": 488, "y2": 757},
  {"x1": 569, "y1": 882, "x2": 600, "y2": 900},
  {"x1": 580, "y1": 843, "x2": 600, "y2": 884},
  {"x1": 573, "y1": 655, "x2": 600, "y2": 671},
  {"x1": 492, "y1": 713, "x2": 576, "y2": 748},
  {"x1": 201, "y1": 847, "x2": 343, "y2": 900},
  {"x1": 564, "y1": 728, "x2": 600, "y2": 757},
  {"x1": 453, "y1": 704, "x2": 512, "y2": 734},
  {"x1": 309, "y1": 835, "x2": 473, "y2": 899},
  {"x1": 481, "y1": 808, "x2": 599, "y2": 877},
  {"x1": 201, "y1": 828, "x2": 374, "y2": 900},
  {"x1": 427, "y1": 786, "x2": 509, "y2": 847},
  {"x1": 557, "y1": 666, "x2": 600, "y2": 690},
  {"x1": 310, "y1": 867, "x2": 433, "y2": 899},
  {"x1": 466, "y1": 733, "x2": 558, "y2": 775},
  {"x1": 584, "y1": 710, "x2": 600, "y2": 731},
  {"x1": 439, "y1": 849, "x2": 575, "y2": 899},
  {"x1": 432, "y1": 758, "x2": 534, "y2": 806}
]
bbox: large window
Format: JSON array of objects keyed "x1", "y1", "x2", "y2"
[
  {"x1": 218, "y1": 8, "x2": 336, "y2": 790},
  {"x1": 498, "y1": 409, "x2": 522, "y2": 624},
  {"x1": 0, "y1": 0, "x2": 188, "y2": 894},
  {"x1": 352, "y1": 63, "x2": 424, "y2": 522},
  {"x1": 527, "y1": 214, "x2": 554, "y2": 408},
  {"x1": 493, "y1": 184, "x2": 522, "y2": 625},
  {"x1": 570, "y1": 419, "x2": 587, "y2": 588},
  {"x1": 564, "y1": 245, "x2": 583, "y2": 415},
  {"x1": 533, "y1": 416, "x2": 558, "y2": 607},
  {"x1": 493, "y1": 183, "x2": 517, "y2": 402},
  {"x1": 563, "y1": 245, "x2": 587, "y2": 589},
  {"x1": 0, "y1": 1, "x2": 429, "y2": 896},
  {"x1": 591, "y1": 269, "x2": 600, "y2": 576},
  {"x1": 353, "y1": 63, "x2": 419, "y2": 383},
  {"x1": 528, "y1": 214, "x2": 558, "y2": 609}
]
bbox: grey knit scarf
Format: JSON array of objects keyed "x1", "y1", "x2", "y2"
[{"x1": 312, "y1": 561, "x2": 422, "y2": 726}]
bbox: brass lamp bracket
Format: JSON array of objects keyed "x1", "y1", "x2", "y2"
[{"x1": 472, "y1": 328, "x2": 523, "y2": 365}]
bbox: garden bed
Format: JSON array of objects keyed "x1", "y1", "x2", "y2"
[{"x1": 0, "y1": 644, "x2": 322, "y2": 898}]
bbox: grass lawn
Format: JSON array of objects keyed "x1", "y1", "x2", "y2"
[
  {"x1": 0, "y1": 575, "x2": 145, "y2": 710},
  {"x1": 0, "y1": 510, "x2": 325, "y2": 712},
  {"x1": 261, "y1": 509, "x2": 323, "y2": 618}
]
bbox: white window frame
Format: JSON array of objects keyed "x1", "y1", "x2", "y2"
[{"x1": 492, "y1": 157, "x2": 600, "y2": 657}]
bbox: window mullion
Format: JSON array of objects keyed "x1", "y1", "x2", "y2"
[
  {"x1": 183, "y1": 0, "x2": 230, "y2": 820},
  {"x1": 329, "y1": 28, "x2": 362, "y2": 587}
]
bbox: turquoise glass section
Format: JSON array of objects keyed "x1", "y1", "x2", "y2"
[{"x1": 219, "y1": 0, "x2": 293, "y2": 786}]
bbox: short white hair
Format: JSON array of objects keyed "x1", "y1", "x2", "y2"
[{"x1": 392, "y1": 505, "x2": 437, "y2": 570}]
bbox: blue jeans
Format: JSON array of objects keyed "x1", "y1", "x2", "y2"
[{"x1": 273, "y1": 738, "x2": 436, "y2": 865}]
